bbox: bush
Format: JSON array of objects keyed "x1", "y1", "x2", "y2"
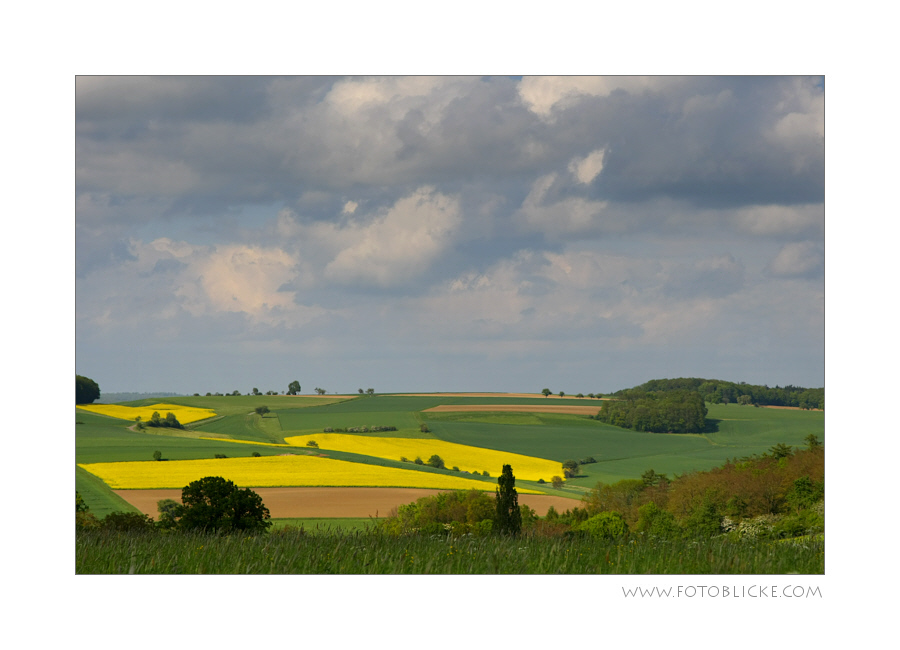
[
  {"x1": 307, "y1": 441, "x2": 319, "y2": 448},
  {"x1": 562, "y1": 460, "x2": 579, "y2": 478},
  {"x1": 420, "y1": 423, "x2": 430, "y2": 433},
  {"x1": 252, "y1": 451, "x2": 261, "y2": 457},
  {"x1": 255, "y1": 406, "x2": 270, "y2": 416},
  {"x1": 214, "y1": 453, "x2": 228, "y2": 459},
  {"x1": 427, "y1": 454, "x2": 445, "y2": 469},
  {"x1": 153, "y1": 450, "x2": 162, "y2": 461},
  {"x1": 101, "y1": 511, "x2": 155, "y2": 532},
  {"x1": 156, "y1": 498, "x2": 183, "y2": 529},
  {"x1": 576, "y1": 511, "x2": 628, "y2": 540},
  {"x1": 414, "y1": 457, "x2": 424, "y2": 465},
  {"x1": 551, "y1": 476, "x2": 564, "y2": 489}
]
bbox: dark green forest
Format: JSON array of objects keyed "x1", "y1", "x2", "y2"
[{"x1": 619, "y1": 377, "x2": 824, "y2": 410}]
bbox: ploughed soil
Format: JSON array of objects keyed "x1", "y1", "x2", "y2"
[
  {"x1": 114, "y1": 487, "x2": 582, "y2": 520},
  {"x1": 423, "y1": 404, "x2": 601, "y2": 415}
]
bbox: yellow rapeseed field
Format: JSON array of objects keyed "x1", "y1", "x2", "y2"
[
  {"x1": 76, "y1": 403, "x2": 217, "y2": 425},
  {"x1": 283, "y1": 433, "x2": 561, "y2": 482},
  {"x1": 77, "y1": 455, "x2": 542, "y2": 492}
]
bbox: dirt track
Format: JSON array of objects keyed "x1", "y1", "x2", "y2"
[
  {"x1": 423, "y1": 404, "x2": 602, "y2": 415},
  {"x1": 114, "y1": 487, "x2": 582, "y2": 520}
]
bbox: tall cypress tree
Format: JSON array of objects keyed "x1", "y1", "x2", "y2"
[{"x1": 494, "y1": 464, "x2": 522, "y2": 536}]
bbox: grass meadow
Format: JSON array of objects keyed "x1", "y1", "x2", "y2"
[{"x1": 75, "y1": 528, "x2": 824, "y2": 574}]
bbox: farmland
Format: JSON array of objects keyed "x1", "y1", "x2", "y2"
[
  {"x1": 76, "y1": 392, "x2": 823, "y2": 517},
  {"x1": 75, "y1": 389, "x2": 825, "y2": 575}
]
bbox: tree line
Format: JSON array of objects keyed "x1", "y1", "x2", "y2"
[{"x1": 622, "y1": 377, "x2": 824, "y2": 410}]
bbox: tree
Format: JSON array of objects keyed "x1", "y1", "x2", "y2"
[
  {"x1": 287, "y1": 380, "x2": 301, "y2": 395},
  {"x1": 427, "y1": 454, "x2": 445, "y2": 469},
  {"x1": 768, "y1": 443, "x2": 794, "y2": 459},
  {"x1": 559, "y1": 391, "x2": 565, "y2": 398},
  {"x1": 315, "y1": 387, "x2": 326, "y2": 395},
  {"x1": 366, "y1": 388, "x2": 375, "y2": 395},
  {"x1": 562, "y1": 460, "x2": 579, "y2": 478},
  {"x1": 805, "y1": 434, "x2": 822, "y2": 450},
  {"x1": 75, "y1": 375, "x2": 100, "y2": 404},
  {"x1": 255, "y1": 405, "x2": 270, "y2": 417},
  {"x1": 542, "y1": 388, "x2": 552, "y2": 397},
  {"x1": 153, "y1": 450, "x2": 162, "y2": 461},
  {"x1": 157, "y1": 498, "x2": 183, "y2": 529},
  {"x1": 494, "y1": 464, "x2": 522, "y2": 536},
  {"x1": 551, "y1": 475, "x2": 564, "y2": 489},
  {"x1": 177, "y1": 476, "x2": 271, "y2": 533},
  {"x1": 358, "y1": 388, "x2": 364, "y2": 394}
]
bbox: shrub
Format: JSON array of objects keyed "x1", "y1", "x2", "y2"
[
  {"x1": 551, "y1": 476, "x2": 564, "y2": 489},
  {"x1": 153, "y1": 450, "x2": 162, "y2": 461},
  {"x1": 214, "y1": 453, "x2": 228, "y2": 459},
  {"x1": 414, "y1": 457, "x2": 424, "y2": 465},
  {"x1": 576, "y1": 511, "x2": 628, "y2": 540},
  {"x1": 156, "y1": 498, "x2": 183, "y2": 529},
  {"x1": 537, "y1": 478, "x2": 545, "y2": 484},
  {"x1": 101, "y1": 511, "x2": 155, "y2": 532},
  {"x1": 255, "y1": 406, "x2": 270, "y2": 416},
  {"x1": 420, "y1": 423, "x2": 430, "y2": 433},
  {"x1": 307, "y1": 441, "x2": 319, "y2": 448},
  {"x1": 252, "y1": 451, "x2": 261, "y2": 457},
  {"x1": 427, "y1": 454, "x2": 445, "y2": 469},
  {"x1": 635, "y1": 502, "x2": 679, "y2": 538},
  {"x1": 562, "y1": 460, "x2": 579, "y2": 478}
]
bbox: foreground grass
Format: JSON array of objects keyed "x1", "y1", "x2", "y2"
[{"x1": 75, "y1": 529, "x2": 824, "y2": 574}]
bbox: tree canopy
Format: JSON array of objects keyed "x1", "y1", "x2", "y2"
[
  {"x1": 594, "y1": 389, "x2": 708, "y2": 433},
  {"x1": 177, "y1": 476, "x2": 271, "y2": 533},
  {"x1": 287, "y1": 380, "x2": 301, "y2": 395},
  {"x1": 76, "y1": 375, "x2": 100, "y2": 404}
]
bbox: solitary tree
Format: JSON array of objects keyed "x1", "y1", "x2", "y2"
[
  {"x1": 178, "y1": 476, "x2": 271, "y2": 533},
  {"x1": 562, "y1": 459, "x2": 579, "y2": 478},
  {"x1": 366, "y1": 388, "x2": 375, "y2": 395},
  {"x1": 75, "y1": 375, "x2": 100, "y2": 405},
  {"x1": 315, "y1": 387, "x2": 326, "y2": 395},
  {"x1": 494, "y1": 464, "x2": 522, "y2": 536},
  {"x1": 427, "y1": 454, "x2": 445, "y2": 469},
  {"x1": 255, "y1": 405, "x2": 270, "y2": 417},
  {"x1": 542, "y1": 388, "x2": 552, "y2": 397},
  {"x1": 287, "y1": 380, "x2": 301, "y2": 395}
]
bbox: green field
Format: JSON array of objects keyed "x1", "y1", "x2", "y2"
[{"x1": 76, "y1": 394, "x2": 824, "y2": 512}]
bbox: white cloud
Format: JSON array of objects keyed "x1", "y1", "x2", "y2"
[
  {"x1": 323, "y1": 187, "x2": 461, "y2": 287},
  {"x1": 517, "y1": 76, "x2": 670, "y2": 118},
  {"x1": 767, "y1": 241, "x2": 824, "y2": 278},
  {"x1": 515, "y1": 173, "x2": 609, "y2": 235},
  {"x1": 568, "y1": 148, "x2": 606, "y2": 184}
]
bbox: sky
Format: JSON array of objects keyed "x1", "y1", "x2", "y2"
[{"x1": 75, "y1": 75, "x2": 825, "y2": 396}]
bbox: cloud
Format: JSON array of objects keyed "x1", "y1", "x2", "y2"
[
  {"x1": 517, "y1": 76, "x2": 669, "y2": 118},
  {"x1": 733, "y1": 203, "x2": 824, "y2": 237},
  {"x1": 515, "y1": 173, "x2": 609, "y2": 236},
  {"x1": 322, "y1": 187, "x2": 461, "y2": 287},
  {"x1": 766, "y1": 241, "x2": 824, "y2": 278},
  {"x1": 568, "y1": 148, "x2": 606, "y2": 184}
]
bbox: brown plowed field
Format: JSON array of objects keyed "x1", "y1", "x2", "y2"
[
  {"x1": 423, "y1": 404, "x2": 601, "y2": 415},
  {"x1": 114, "y1": 487, "x2": 582, "y2": 520}
]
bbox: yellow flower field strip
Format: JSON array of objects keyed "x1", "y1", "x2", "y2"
[
  {"x1": 283, "y1": 433, "x2": 561, "y2": 482},
  {"x1": 76, "y1": 403, "x2": 217, "y2": 424},
  {"x1": 77, "y1": 455, "x2": 542, "y2": 493}
]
